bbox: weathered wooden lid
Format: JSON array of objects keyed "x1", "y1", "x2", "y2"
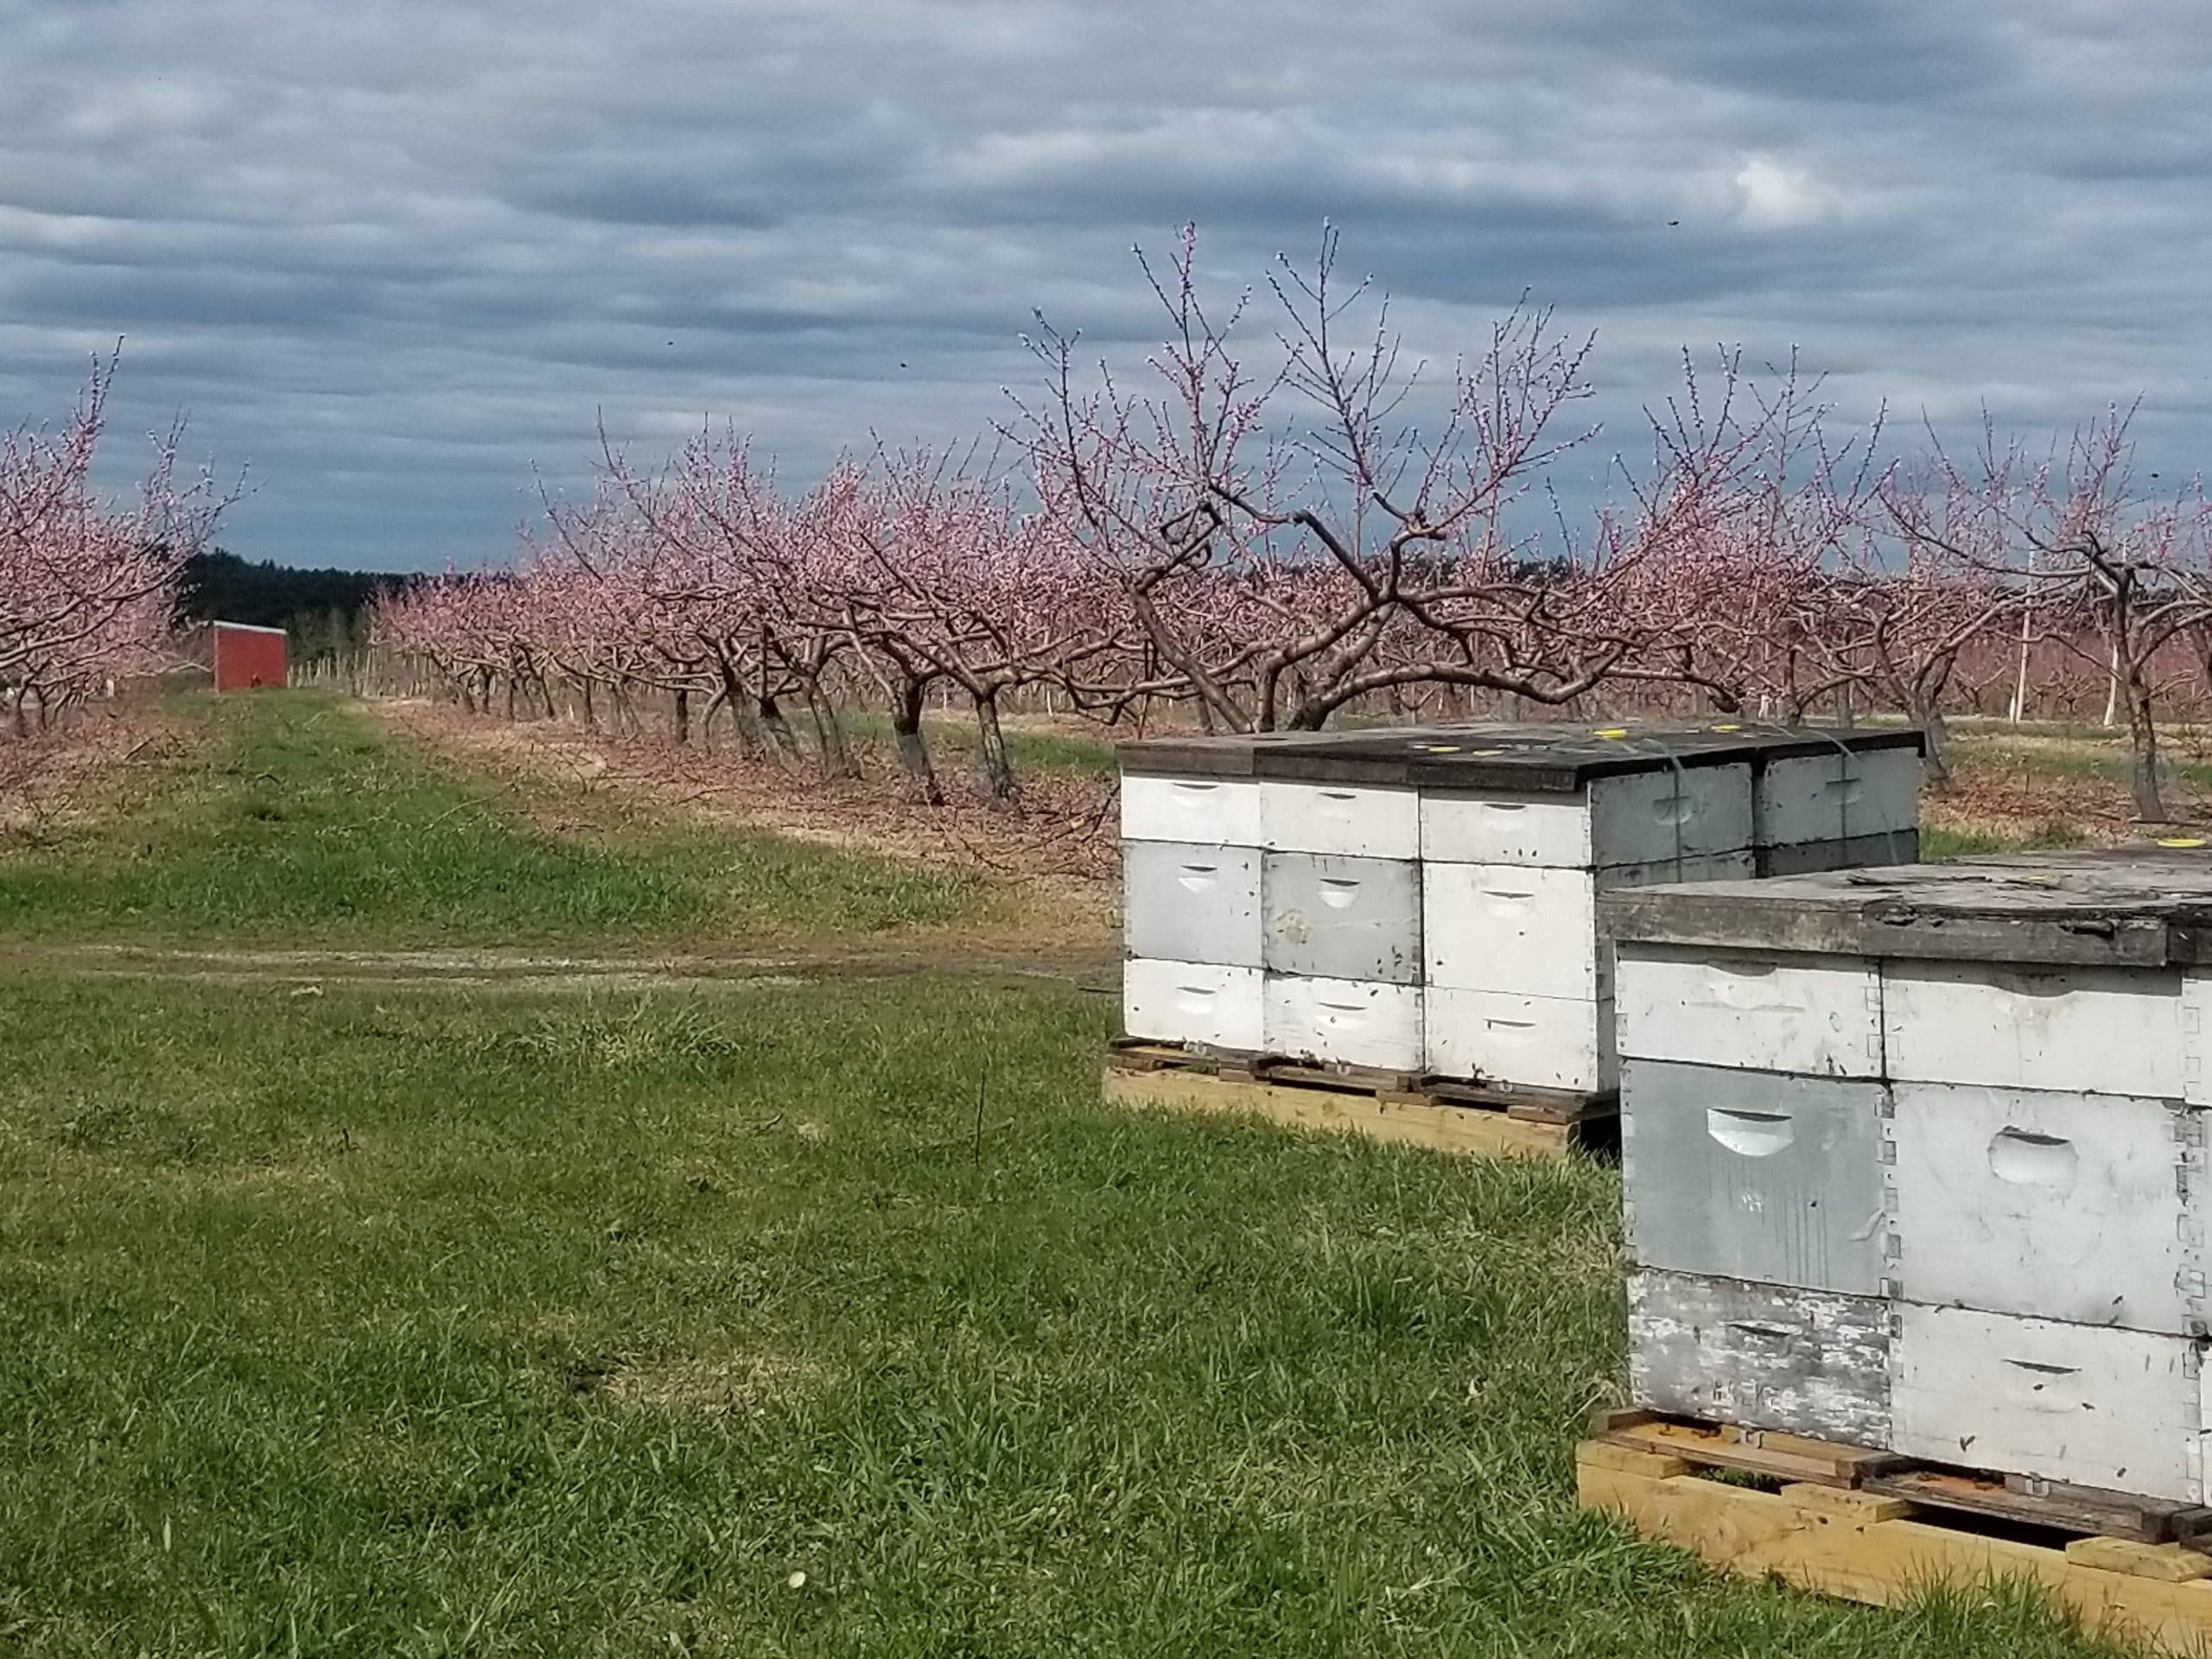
[
  {"x1": 1600, "y1": 845, "x2": 2212, "y2": 967},
  {"x1": 1116, "y1": 721, "x2": 1923, "y2": 791}
]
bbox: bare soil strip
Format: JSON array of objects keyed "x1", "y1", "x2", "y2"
[{"x1": 0, "y1": 937, "x2": 1122, "y2": 993}]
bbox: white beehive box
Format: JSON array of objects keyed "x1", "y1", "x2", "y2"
[
  {"x1": 1423, "y1": 986, "x2": 1611, "y2": 1093},
  {"x1": 1122, "y1": 842, "x2": 1263, "y2": 968},
  {"x1": 1122, "y1": 772, "x2": 1264, "y2": 846},
  {"x1": 1262, "y1": 852, "x2": 1422, "y2": 983},
  {"x1": 1756, "y1": 746, "x2": 1916, "y2": 840},
  {"x1": 1122, "y1": 959, "x2": 1265, "y2": 1052},
  {"x1": 1118, "y1": 722, "x2": 1923, "y2": 1092},
  {"x1": 1420, "y1": 770, "x2": 1754, "y2": 868},
  {"x1": 1604, "y1": 848, "x2": 2212, "y2": 1501},
  {"x1": 1262, "y1": 974, "x2": 1424, "y2": 1071}
]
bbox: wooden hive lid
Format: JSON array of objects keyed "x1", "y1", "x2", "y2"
[
  {"x1": 1116, "y1": 721, "x2": 1924, "y2": 791},
  {"x1": 1600, "y1": 844, "x2": 2212, "y2": 968}
]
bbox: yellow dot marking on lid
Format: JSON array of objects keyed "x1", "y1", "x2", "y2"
[
  {"x1": 1711, "y1": 723, "x2": 1743, "y2": 732},
  {"x1": 1471, "y1": 748, "x2": 1505, "y2": 756},
  {"x1": 1593, "y1": 728, "x2": 1630, "y2": 739},
  {"x1": 1418, "y1": 744, "x2": 1463, "y2": 753},
  {"x1": 2158, "y1": 837, "x2": 2208, "y2": 849}
]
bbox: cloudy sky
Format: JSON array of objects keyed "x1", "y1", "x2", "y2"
[{"x1": 3, "y1": 0, "x2": 2208, "y2": 572}]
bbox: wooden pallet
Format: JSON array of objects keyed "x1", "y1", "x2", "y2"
[
  {"x1": 1582, "y1": 1412, "x2": 2212, "y2": 1649},
  {"x1": 1589, "y1": 1409, "x2": 2212, "y2": 1541},
  {"x1": 1102, "y1": 1040, "x2": 1615, "y2": 1160}
]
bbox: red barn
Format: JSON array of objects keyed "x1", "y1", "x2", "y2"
[{"x1": 211, "y1": 622, "x2": 289, "y2": 691}]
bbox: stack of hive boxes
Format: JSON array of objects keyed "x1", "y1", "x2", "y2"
[
  {"x1": 1605, "y1": 850, "x2": 2212, "y2": 1502},
  {"x1": 1120, "y1": 723, "x2": 1922, "y2": 1097}
]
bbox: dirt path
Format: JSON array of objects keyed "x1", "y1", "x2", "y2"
[{"x1": 0, "y1": 937, "x2": 1122, "y2": 995}]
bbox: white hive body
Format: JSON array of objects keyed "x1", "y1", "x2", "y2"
[
  {"x1": 1888, "y1": 1081, "x2": 2202, "y2": 1328},
  {"x1": 1605, "y1": 849, "x2": 2212, "y2": 1506},
  {"x1": 1121, "y1": 959, "x2": 1264, "y2": 1053},
  {"x1": 1122, "y1": 842, "x2": 1262, "y2": 969},
  {"x1": 1116, "y1": 722, "x2": 1922, "y2": 1096},
  {"x1": 1753, "y1": 746, "x2": 1922, "y2": 875},
  {"x1": 1259, "y1": 780, "x2": 1421, "y2": 859},
  {"x1": 1262, "y1": 852, "x2": 1422, "y2": 984},
  {"x1": 1890, "y1": 1306, "x2": 2205, "y2": 1503},
  {"x1": 1121, "y1": 773, "x2": 1263, "y2": 846},
  {"x1": 1262, "y1": 974, "x2": 1425, "y2": 1071},
  {"x1": 1423, "y1": 986, "x2": 1612, "y2": 1094},
  {"x1": 1628, "y1": 1269, "x2": 1892, "y2": 1447},
  {"x1": 1621, "y1": 1061, "x2": 1889, "y2": 1297}
]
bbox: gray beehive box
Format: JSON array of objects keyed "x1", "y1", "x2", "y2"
[
  {"x1": 1119, "y1": 721, "x2": 1923, "y2": 1092},
  {"x1": 1604, "y1": 848, "x2": 2212, "y2": 1503}
]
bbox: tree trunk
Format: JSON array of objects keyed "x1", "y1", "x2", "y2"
[
  {"x1": 672, "y1": 686, "x2": 691, "y2": 746},
  {"x1": 756, "y1": 695, "x2": 801, "y2": 761},
  {"x1": 973, "y1": 690, "x2": 1019, "y2": 809},
  {"x1": 712, "y1": 662, "x2": 769, "y2": 760},
  {"x1": 2124, "y1": 664, "x2": 2169, "y2": 821},
  {"x1": 1903, "y1": 691, "x2": 1953, "y2": 786},
  {"x1": 804, "y1": 685, "x2": 861, "y2": 780},
  {"x1": 579, "y1": 677, "x2": 597, "y2": 731},
  {"x1": 893, "y1": 679, "x2": 944, "y2": 805}
]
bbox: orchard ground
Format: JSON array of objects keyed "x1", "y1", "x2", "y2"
[{"x1": 0, "y1": 694, "x2": 2173, "y2": 1658}]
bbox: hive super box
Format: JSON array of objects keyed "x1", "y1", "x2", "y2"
[
  {"x1": 1603, "y1": 848, "x2": 2212, "y2": 1505},
  {"x1": 1117, "y1": 721, "x2": 1922, "y2": 1096}
]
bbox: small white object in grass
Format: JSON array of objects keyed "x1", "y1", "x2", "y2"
[{"x1": 785, "y1": 1570, "x2": 807, "y2": 1591}]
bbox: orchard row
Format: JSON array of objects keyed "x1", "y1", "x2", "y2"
[{"x1": 377, "y1": 233, "x2": 2212, "y2": 814}]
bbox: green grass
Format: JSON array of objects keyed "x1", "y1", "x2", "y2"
[
  {"x1": 840, "y1": 709, "x2": 1121, "y2": 784},
  {"x1": 0, "y1": 695, "x2": 999, "y2": 947},
  {"x1": 0, "y1": 971, "x2": 2133, "y2": 1658},
  {"x1": 1923, "y1": 819, "x2": 2092, "y2": 860},
  {"x1": 1949, "y1": 729, "x2": 2212, "y2": 796},
  {"x1": 0, "y1": 695, "x2": 2152, "y2": 1656}
]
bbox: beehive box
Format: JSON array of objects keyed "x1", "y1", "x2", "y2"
[
  {"x1": 1119, "y1": 722, "x2": 1922, "y2": 1096},
  {"x1": 1603, "y1": 848, "x2": 2212, "y2": 1504}
]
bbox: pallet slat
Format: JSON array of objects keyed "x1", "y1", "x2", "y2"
[
  {"x1": 1862, "y1": 1468, "x2": 2212, "y2": 1547},
  {"x1": 1107, "y1": 1039, "x2": 1618, "y2": 1125},
  {"x1": 1100, "y1": 1064, "x2": 1574, "y2": 1160},
  {"x1": 1591, "y1": 1411, "x2": 1901, "y2": 1489},
  {"x1": 1580, "y1": 1440, "x2": 2212, "y2": 1649}
]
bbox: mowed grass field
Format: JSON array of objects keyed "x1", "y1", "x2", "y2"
[
  {"x1": 0, "y1": 696, "x2": 2143, "y2": 1656},
  {"x1": 0, "y1": 694, "x2": 1007, "y2": 949}
]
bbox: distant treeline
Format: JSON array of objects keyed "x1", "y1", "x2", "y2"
[{"x1": 181, "y1": 550, "x2": 415, "y2": 664}]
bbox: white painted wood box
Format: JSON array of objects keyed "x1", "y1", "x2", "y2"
[
  {"x1": 1629, "y1": 1268, "x2": 1891, "y2": 1448},
  {"x1": 1262, "y1": 853, "x2": 1422, "y2": 984},
  {"x1": 1117, "y1": 722, "x2": 1922, "y2": 1088},
  {"x1": 1122, "y1": 959, "x2": 1265, "y2": 1053},
  {"x1": 1604, "y1": 848, "x2": 2212, "y2": 1506},
  {"x1": 1755, "y1": 746, "x2": 1921, "y2": 858},
  {"x1": 1423, "y1": 986, "x2": 1611, "y2": 1094},
  {"x1": 1892, "y1": 1305, "x2": 2205, "y2": 1503},
  {"x1": 1122, "y1": 842, "x2": 1262, "y2": 969}
]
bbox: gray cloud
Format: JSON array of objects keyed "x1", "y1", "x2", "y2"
[{"x1": 0, "y1": 0, "x2": 2207, "y2": 569}]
